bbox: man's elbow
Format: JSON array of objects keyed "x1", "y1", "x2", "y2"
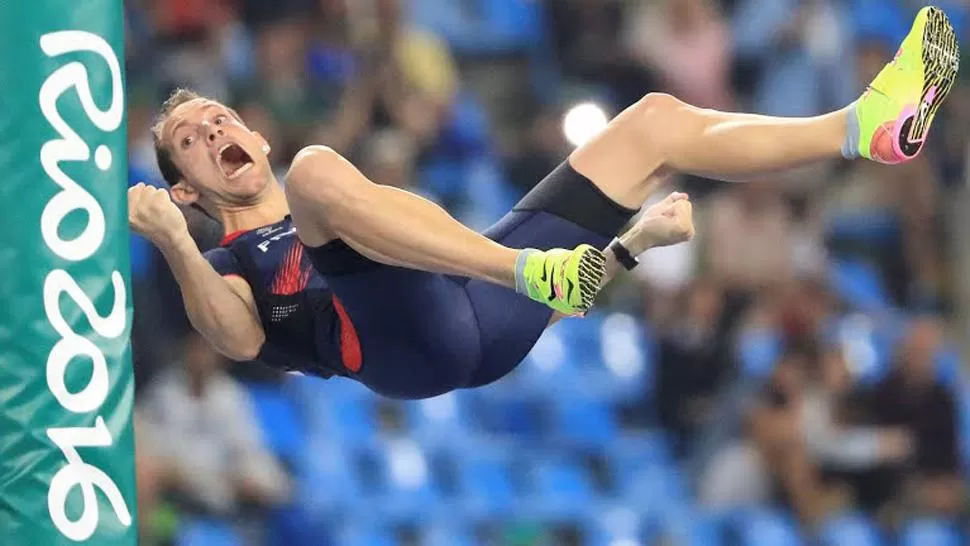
[
  {"x1": 203, "y1": 329, "x2": 264, "y2": 362},
  {"x1": 230, "y1": 332, "x2": 264, "y2": 362}
]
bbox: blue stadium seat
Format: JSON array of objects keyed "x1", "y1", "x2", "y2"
[
  {"x1": 467, "y1": 390, "x2": 545, "y2": 437},
  {"x1": 244, "y1": 383, "x2": 306, "y2": 465},
  {"x1": 402, "y1": 392, "x2": 473, "y2": 448},
  {"x1": 325, "y1": 395, "x2": 379, "y2": 448},
  {"x1": 371, "y1": 439, "x2": 443, "y2": 523},
  {"x1": 265, "y1": 505, "x2": 336, "y2": 546},
  {"x1": 899, "y1": 518, "x2": 963, "y2": 546},
  {"x1": 825, "y1": 210, "x2": 901, "y2": 248},
  {"x1": 607, "y1": 431, "x2": 674, "y2": 476},
  {"x1": 454, "y1": 446, "x2": 517, "y2": 520},
  {"x1": 527, "y1": 456, "x2": 596, "y2": 520},
  {"x1": 176, "y1": 519, "x2": 244, "y2": 546},
  {"x1": 551, "y1": 312, "x2": 605, "y2": 366},
  {"x1": 410, "y1": 0, "x2": 543, "y2": 55},
  {"x1": 828, "y1": 259, "x2": 892, "y2": 313},
  {"x1": 296, "y1": 442, "x2": 366, "y2": 516},
  {"x1": 550, "y1": 396, "x2": 618, "y2": 448},
  {"x1": 819, "y1": 513, "x2": 883, "y2": 546},
  {"x1": 737, "y1": 327, "x2": 783, "y2": 379},
  {"x1": 934, "y1": 345, "x2": 962, "y2": 387},
  {"x1": 513, "y1": 327, "x2": 586, "y2": 397},
  {"x1": 582, "y1": 505, "x2": 643, "y2": 546},
  {"x1": 735, "y1": 509, "x2": 803, "y2": 546},
  {"x1": 662, "y1": 509, "x2": 725, "y2": 546},
  {"x1": 422, "y1": 524, "x2": 477, "y2": 546},
  {"x1": 337, "y1": 524, "x2": 399, "y2": 546},
  {"x1": 517, "y1": 313, "x2": 651, "y2": 402},
  {"x1": 597, "y1": 313, "x2": 653, "y2": 402},
  {"x1": 618, "y1": 463, "x2": 687, "y2": 518}
]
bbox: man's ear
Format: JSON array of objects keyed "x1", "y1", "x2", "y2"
[
  {"x1": 170, "y1": 181, "x2": 200, "y2": 206},
  {"x1": 253, "y1": 131, "x2": 271, "y2": 156}
]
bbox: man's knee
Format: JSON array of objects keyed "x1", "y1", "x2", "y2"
[
  {"x1": 284, "y1": 146, "x2": 356, "y2": 245},
  {"x1": 633, "y1": 92, "x2": 686, "y2": 114},
  {"x1": 627, "y1": 93, "x2": 694, "y2": 154},
  {"x1": 284, "y1": 145, "x2": 360, "y2": 210}
]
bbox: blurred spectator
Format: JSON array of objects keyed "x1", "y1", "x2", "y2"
[
  {"x1": 147, "y1": 0, "x2": 239, "y2": 100},
  {"x1": 504, "y1": 104, "x2": 572, "y2": 195},
  {"x1": 136, "y1": 333, "x2": 292, "y2": 544},
  {"x1": 117, "y1": 1, "x2": 970, "y2": 542},
  {"x1": 745, "y1": 342, "x2": 923, "y2": 526},
  {"x1": 707, "y1": 182, "x2": 796, "y2": 303},
  {"x1": 235, "y1": 99, "x2": 289, "y2": 176},
  {"x1": 240, "y1": 13, "x2": 327, "y2": 159},
  {"x1": 655, "y1": 278, "x2": 735, "y2": 459},
  {"x1": 778, "y1": 278, "x2": 834, "y2": 347},
  {"x1": 805, "y1": 350, "x2": 916, "y2": 506},
  {"x1": 746, "y1": 344, "x2": 842, "y2": 525},
  {"x1": 358, "y1": 128, "x2": 418, "y2": 190},
  {"x1": 848, "y1": 318, "x2": 963, "y2": 521},
  {"x1": 733, "y1": 0, "x2": 857, "y2": 116},
  {"x1": 624, "y1": 0, "x2": 735, "y2": 110},
  {"x1": 546, "y1": 0, "x2": 655, "y2": 109},
  {"x1": 699, "y1": 347, "x2": 815, "y2": 514}
]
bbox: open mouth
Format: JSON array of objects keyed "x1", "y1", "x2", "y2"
[{"x1": 218, "y1": 143, "x2": 254, "y2": 180}]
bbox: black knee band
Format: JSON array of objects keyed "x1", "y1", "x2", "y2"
[{"x1": 513, "y1": 162, "x2": 639, "y2": 239}]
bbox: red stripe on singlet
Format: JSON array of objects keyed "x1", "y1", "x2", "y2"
[{"x1": 331, "y1": 295, "x2": 362, "y2": 373}]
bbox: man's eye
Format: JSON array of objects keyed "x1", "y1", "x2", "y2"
[{"x1": 181, "y1": 136, "x2": 193, "y2": 148}]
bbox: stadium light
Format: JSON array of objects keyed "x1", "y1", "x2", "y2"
[{"x1": 563, "y1": 101, "x2": 609, "y2": 147}]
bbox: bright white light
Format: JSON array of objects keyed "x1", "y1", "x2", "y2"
[
  {"x1": 563, "y1": 102, "x2": 609, "y2": 147},
  {"x1": 601, "y1": 313, "x2": 644, "y2": 378},
  {"x1": 388, "y1": 439, "x2": 428, "y2": 489}
]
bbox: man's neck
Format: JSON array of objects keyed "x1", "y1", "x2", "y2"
[{"x1": 217, "y1": 181, "x2": 290, "y2": 236}]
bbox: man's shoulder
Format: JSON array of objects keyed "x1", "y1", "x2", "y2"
[{"x1": 203, "y1": 244, "x2": 237, "y2": 261}]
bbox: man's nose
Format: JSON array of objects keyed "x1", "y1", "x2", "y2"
[{"x1": 204, "y1": 122, "x2": 225, "y2": 143}]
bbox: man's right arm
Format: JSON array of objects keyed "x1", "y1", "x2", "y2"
[
  {"x1": 128, "y1": 184, "x2": 264, "y2": 360},
  {"x1": 159, "y1": 234, "x2": 265, "y2": 361}
]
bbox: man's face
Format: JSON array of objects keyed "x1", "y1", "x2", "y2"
[{"x1": 164, "y1": 98, "x2": 273, "y2": 207}]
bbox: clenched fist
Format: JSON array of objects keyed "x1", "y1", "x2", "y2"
[
  {"x1": 639, "y1": 192, "x2": 695, "y2": 248},
  {"x1": 128, "y1": 183, "x2": 189, "y2": 248}
]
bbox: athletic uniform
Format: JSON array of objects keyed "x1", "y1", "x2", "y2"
[{"x1": 205, "y1": 163, "x2": 636, "y2": 399}]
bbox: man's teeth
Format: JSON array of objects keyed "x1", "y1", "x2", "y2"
[{"x1": 227, "y1": 162, "x2": 254, "y2": 180}]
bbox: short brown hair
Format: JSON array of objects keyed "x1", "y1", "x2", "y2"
[{"x1": 152, "y1": 88, "x2": 203, "y2": 186}]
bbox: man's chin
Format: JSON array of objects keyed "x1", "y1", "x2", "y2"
[{"x1": 224, "y1": 169, "x2": 271, "y2": 196}]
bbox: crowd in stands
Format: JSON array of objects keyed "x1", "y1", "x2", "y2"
[{"x1": 125, "y1": 1, "x2": 970, "y2": 544}]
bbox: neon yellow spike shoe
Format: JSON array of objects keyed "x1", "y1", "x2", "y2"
[
  {"x1": 854, "y1": 6, "x2": 959, "y2": 164},
  {"x1": 517, "y1": 244, "x2": 607, "y2": 315}
]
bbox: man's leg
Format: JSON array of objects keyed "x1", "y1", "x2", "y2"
[
  {"x1": 284, "y1": 146, "x2": 605, "y2": 316},
  {"x1": 286, "y1": 7, "x2": 956, "y2": 314},
  {"x1": 571, "y1": 6, "x2": 957, "y2": 210}
]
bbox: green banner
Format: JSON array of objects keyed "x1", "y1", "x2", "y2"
[{"x1": 0, "y1": 2, "x2": 137, "y2": 545}]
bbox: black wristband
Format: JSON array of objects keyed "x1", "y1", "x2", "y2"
[{"x1": 609, "y1": 239, "x2": 639, "y2": 271}]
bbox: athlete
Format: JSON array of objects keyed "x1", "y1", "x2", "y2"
[{"x1": 130, "y1": 7, "x2": 957, "y2": 400}]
